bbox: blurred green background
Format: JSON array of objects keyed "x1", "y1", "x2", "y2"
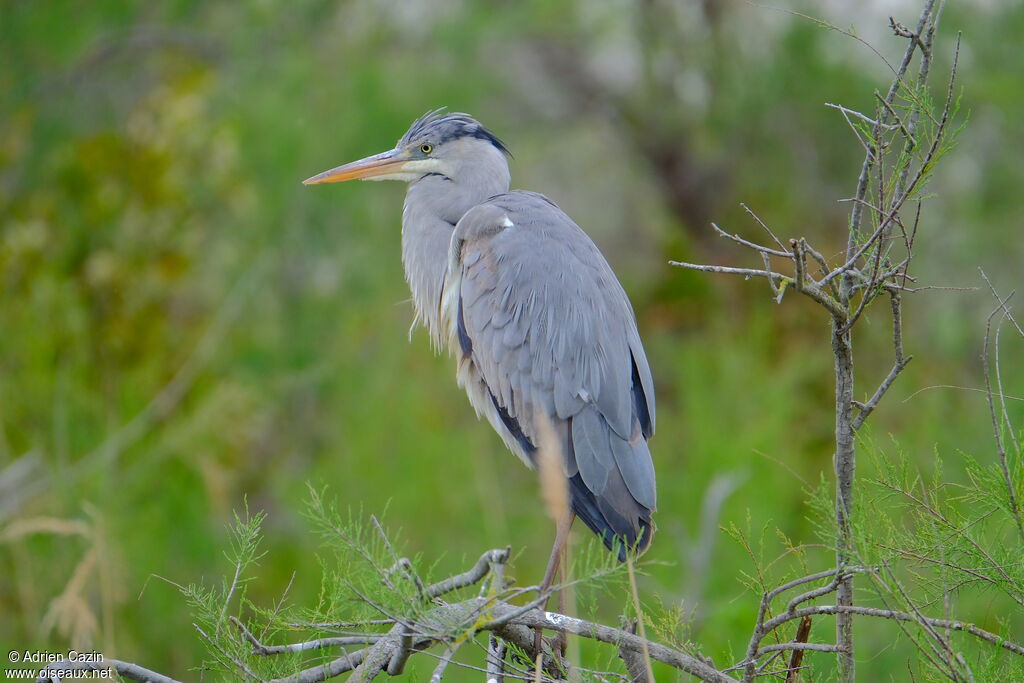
[{"x1": 2, "y1": 0, "x2": 1022, "y2": 680}]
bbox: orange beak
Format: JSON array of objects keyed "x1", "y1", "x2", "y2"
[{"x1": 302, "y1": 149, "x2": 408, "y2": 185}]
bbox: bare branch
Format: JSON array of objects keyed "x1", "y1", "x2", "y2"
[
  {"x1": 767, "y1": 568, "x2": 868, "y2": 602},
  {"x1": 385, "y1": 624, "x2": 414, "y2": 676},
  {"x1": 669, "y1": 261, "x2": 783, "y2": 279},
  {"x1": 852, "y1": 338, "x2": 913, "y2": 433},
  {"x1": 741, "y1": 203, "x2": 788, "y2": 253},
  {"x1": 493, "y1": 605, "x2": 731, "y2": 682},
  {"x1": 429, "y1": 642, "x2": 461, "y2": 682},
  {"x1": 801, "y1": 239, "x2": 834, "y2": 283},
  {"x1": 35, "y1": 659, "x2": 186, "y2": 683},
  {"x1": 231, "y1": 616, "x2": 380, "y2": 655},
  {"x1": 267, "y1": 649, "x2": 370, "y2": 683},
  {"x1": 743, "y1": 590, "x2": 773, "y2": 682},
  {"x1": 741, "y1": 567, "x2": 872, "y2": 679},
  {"x1": 759, "y1": 605, "x2": 1024, "y2": 658},
  {"x1": 426, "y1": 547, "x2": 511, "y2": 600},
  {"x1": 669, "y1": 259, "x2": 846, "y2": 320},
  {"x1": 825, "y1": 101, "x2": 897, "y2": 131},
  {"x1": 712, "y1": 222, "x2": 793, "y2": 259},
  {"x1": 980, "y1": 269, "x2": 1024, "y2": 337},
  {"x1": 760, "y1": 642, "x2": 841, "y2": 655},
  {"x1": 828, "y1": 103, "x2": 878, "y2": 157},
  {"x1": 786, "y1": 572, "x2": 854, "y2": 614}
]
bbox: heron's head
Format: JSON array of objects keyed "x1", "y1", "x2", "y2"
[{"x1": 303, "y1": 109, "x2": 511, "y2": 187}]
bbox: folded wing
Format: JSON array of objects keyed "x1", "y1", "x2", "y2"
[{"x1": 440, "y1": 191, "x2": 657, "y2": 559}]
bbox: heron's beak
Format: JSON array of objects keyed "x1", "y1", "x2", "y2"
[{"x1": 302, "y1": 149, "x2": 410, "y2": 185}]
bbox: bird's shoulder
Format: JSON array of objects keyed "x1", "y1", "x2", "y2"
[
  {"x1": 457, "y1": 190, "x2": 567, "y2": 231},
  {"x1": 454, "y1": 190, "x2": 604, "y2": 266},
  {"x1": 485, "y1": 190, "x2": 561, "y2": 213}
]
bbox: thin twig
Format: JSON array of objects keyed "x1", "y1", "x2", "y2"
[
  {"x1": 980, "y1": 269, "x2": 1024, "y2": 336},
  {"x1": 260, "y1": 571, "x2": 296, "y2": 642},
  {"x1": 712, "y1": 222, "x2": 792, "y2": 258},
  {"x1": 757, "y1": 605, "x2": 1024, "y2": 658},
  {"x1": 801, "y1": 239, "x2": 834, "y2": 284},
  {"x1": 429, "y1": 643, "x2": 461, "y2": 682},
  {"x1": 760, "y1": 642, "x2": 840, "y2": 655},
  {"x1": 874, "y1": 92, "x2": 918, "y2": 147},
  {"x1": 742, "y1": 590, "x2": 773, "y2": 682},
  {"x1": 217, "y1": 560, "x2": 244, "y2": 636},
  {"x1": 829, "y1": 103, "x2": 877, "y2": 157},
  {"x1": 825, "y1": 101, "x2": 898, "y2": 131},
  {"x1": 768, "y1": 568, "x2": 870, "y2": 602},
  {"x1": 669, "y1": 262, "x2": 781, "y2": 279},
  {"x1": 852, "y1": 355, "x2": 913, "y2": 430},
  {"x1": 741, "y1": 203, "x2": 788, "y2": 253},
  {"x1": 231, "y1": 616, "x2": 380, "y2": 655},
  {"x1": 669, "y1": 261, "x2": 846, "y2": 320}
]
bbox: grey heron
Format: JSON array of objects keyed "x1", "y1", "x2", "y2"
[{"x1": 304, "y1": 110, "x2": 656, "y2": 570}]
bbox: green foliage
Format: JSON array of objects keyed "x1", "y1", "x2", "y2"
[
  {"x1": 800, "y1": 433, "x2": 1024, "y2": 679},
  {"x1": 178, "y1": 501, "x2": 271, "y2": 678}
]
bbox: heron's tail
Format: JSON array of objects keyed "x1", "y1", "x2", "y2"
[
  {"x1": 568, "y1": 472, "x2": 654, "y2": 562},
  {"x1": 565, "y1": 403, "x2": 656, "y2": 562}
]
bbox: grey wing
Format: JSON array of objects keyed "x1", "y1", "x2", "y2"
[{"x1": 443, "y1": 192, "x2": 656, "y2": 558}]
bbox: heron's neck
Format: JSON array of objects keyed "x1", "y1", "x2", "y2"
[{"x1": 401, "y1": 169, "x2": 509, "y2": 337}]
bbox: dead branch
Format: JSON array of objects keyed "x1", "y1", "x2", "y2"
[
  {"x1": 35, "y1": 659, "x2": 186, "y2": 683},
  {"x1": 269, "y1": 649, "x2": 370, "y2": 683},
  {"x1": 426, "y1": 547, "x2": 511, "y2": 599},
  {"x1": 785, "y1": 616, "x2": 815, "y2": 683},
  {"x1": 232, "y1": 616, "x2": 380, "y2": 655},
  {"x1": 670, "y1": 3, "x2": 957, "y2": 680},
  {"x1": 227, "y1": 546, "x2": 730, "y2": 682},
  {"x1": 758, "y1": 605, "x2": 1024, "y2": 658},
  {"x1": 428, "y1": 643, "x2": 461, "y2": 682}
]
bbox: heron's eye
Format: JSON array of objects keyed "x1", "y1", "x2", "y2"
[{"x1": 420, "y1": 143, "x2": 433, "y2": 155}]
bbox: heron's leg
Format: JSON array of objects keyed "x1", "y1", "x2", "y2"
[
  {"x1": 533, "y1": 512, "x2": 575, "y2": 661},
  {"x1": 553, "y1": 524, "x2": 571, "y2": 656},
  {"x1": 539, "y1": 513, "x2": 572, "y2": 592}
]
